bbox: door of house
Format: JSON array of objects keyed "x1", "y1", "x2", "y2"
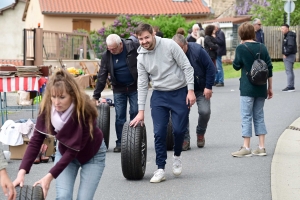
[{"x1": 73, "y1": 19, "x2": 91, "y2": 31}]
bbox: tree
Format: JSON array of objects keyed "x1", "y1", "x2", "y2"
[{"x1": 236, "y1": 0, "x2": 300, "y2": 26}]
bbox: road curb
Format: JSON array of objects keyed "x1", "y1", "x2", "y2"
[{"x1": 271, "y1": 117, "x2": 300, "y2": 200}]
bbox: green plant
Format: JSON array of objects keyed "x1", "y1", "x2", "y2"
[
  {"x1": 88, "y1": 14, "x2": 195, "y2": 58},
  {"x1": 141, "y1": 14, "x2": 195, "y2": 38},
  {"x1": 90, "y1": 15, "x2": 142, "y2": 58}
]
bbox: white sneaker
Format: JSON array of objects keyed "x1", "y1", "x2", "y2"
[
  {"x1": 173, "y1": 155, "x2": 182, "y2": 176},
  {"x1": 150, "y1": 169, "x2": 166, "y2": 183}
]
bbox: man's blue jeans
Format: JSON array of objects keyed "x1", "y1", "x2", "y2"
[
  {"x1": 215, "y1": 56, "x2": 224, "y2": 84},
  {"x1": 114, "y1": 91, "x2": 138, "y2": 146},
  {"x1": 55, "y1": 140, "x2": 106, "y2": 200}
]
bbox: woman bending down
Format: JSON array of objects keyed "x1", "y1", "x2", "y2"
[{"x1": 13, "y1": 69, "x2": 106, "y2": 199}]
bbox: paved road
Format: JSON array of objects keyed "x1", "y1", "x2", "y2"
[{"x1": 1, "y1": 69, "x2": 300, "y2": 200}]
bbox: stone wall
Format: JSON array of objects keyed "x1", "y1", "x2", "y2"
[{"x1": 211, "y1": 0, "x2": 236, "y2": 17}]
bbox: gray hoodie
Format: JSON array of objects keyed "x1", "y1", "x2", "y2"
[
  {"x1": 137, "y1": 36, "x2": 194, "y2": 110},
  {"x1": 0, "y1": 143, "x2": 8, "y2": 171}
]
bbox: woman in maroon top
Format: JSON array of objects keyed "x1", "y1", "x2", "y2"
[{"x1": 13, "y1": 69, "x2": 106, "y2": 199}]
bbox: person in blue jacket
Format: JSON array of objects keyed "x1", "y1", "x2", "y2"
[{"x1": 172, "y1": 34, "x2": 216, "y2": 150}]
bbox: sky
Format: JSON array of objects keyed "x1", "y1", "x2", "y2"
[{"x1": 0, "y1": 0, "x2": 15, "y2": 9}]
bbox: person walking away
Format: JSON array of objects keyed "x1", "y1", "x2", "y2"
[
  {"x1": 231, "y1": 22, "x2": 273, "y2": 157},
  {"x1": 93, "y1": 34, "x2": 139, "y2": 152},
  {"x1": 213, "y1": 22, "x2": 226, "y2": 87},
  {"x1": 253, "y1": 18, "x2": 264, "y2": 44},
  {"x1": 281, "y1": 24, "x2": 297, "y2": 92},
  {"x1": 13, "y1": 69, "x2": 106, "y2": 199},
  {"x1": 204, "y1": 25, "x2": 218, "y2": 67},
  {"x1": 172, "y1": 34, "x2": 215, "y2": 150},
  {"x1": 130, "y1": 23, "x2": 196, "y2": 183}
]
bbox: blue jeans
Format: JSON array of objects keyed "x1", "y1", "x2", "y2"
[
  {"x1": 240, "y1": 96, "x2": 267, "y2": 137},
  {"x1": 55, "y1": 140, "x2": 106, "y2": 200},
  {"x1": 215, "y1": 56, "x2": 224, "y2": 84},
  {"x1": 184, "y1": 90, "x2": 211, "y2": 141},
  {"x1": 114, "y1": 91, "x2": 138, "y2": 145},
  {"x1": 150, "y1": 87, "x2": 189, "y2": 169}
]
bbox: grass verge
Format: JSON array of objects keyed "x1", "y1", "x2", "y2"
[{"x1": 224, "y1": 62, "x2": 300, "y2": 79}]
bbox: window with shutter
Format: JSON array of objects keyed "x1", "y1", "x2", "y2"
[{"x1": 72, "y1": 19, "x2": 91, "y2": 31}]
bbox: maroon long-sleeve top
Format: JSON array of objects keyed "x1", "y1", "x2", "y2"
[{"x1": 20, "y1": 112, "x2": 103, "y2": 178}]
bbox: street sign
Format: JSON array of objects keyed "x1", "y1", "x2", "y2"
[{"x1": 284, "y1": 1, "x2": 295, "y2": 13}]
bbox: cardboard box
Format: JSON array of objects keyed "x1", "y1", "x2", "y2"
[{"x1": 9, "y1": 137, "x2": 55, "y2": 160}]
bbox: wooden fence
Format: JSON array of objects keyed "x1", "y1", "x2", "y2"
[{"x1": 263, "y1": 26, "x2": 300, "y2": 61}]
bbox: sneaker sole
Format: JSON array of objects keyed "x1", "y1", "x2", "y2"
[
  {"x1": 231, "y1": 154, "x2": 252, "y2": 157},
  {"x1": 173, "y1": 170, "x2": 182, "y2": 176},
  {"x1": 150, "y1": 177, "x2": 166, "y2": 183},
  {"x1": 252, "y1": 153, "x2": 267, "y2": 156},
  {"x1": 282, "y1": 90, "x2": 295, "y2": 92}
]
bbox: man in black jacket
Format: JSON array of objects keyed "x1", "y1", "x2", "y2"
[
  {"x1": 281, "y1": 24, "x2": 297, "y2": 92},
  {"x1": 213, "y1": 22, "x2": 226, "y2": 87},
  {"x1": 172, "y1": 34, "x2": 215, "y2": 150},
  {"x1": 93, "y1": 34, "x2": 139, "y2": 152}
]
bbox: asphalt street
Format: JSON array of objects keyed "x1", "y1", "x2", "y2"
[{"x1": 1, "y1": 69, "x2": 299, "y2": 200}]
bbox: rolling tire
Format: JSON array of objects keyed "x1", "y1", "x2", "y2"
[
  {"x1": 16, "y1": 185, "x2": 44, "y2": 200},
  {"x1": 121, "y1": 121, "x2": 147, "y2": 180},
  {"x1": 97, "y1": 103, "x2": 110, "y2": 149},
  {"x1": 166, "y1": 117, "x2": 174, "y2": 150}
]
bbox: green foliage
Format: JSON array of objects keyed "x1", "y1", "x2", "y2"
[
  {"x1": 88, "y1": 14, "x2": 194, "y2": 58},
  {"x1": 224, "y1": 62, "x2": 300, "y2": 79},
  {"x1": 138, "y1": 15, "x2": 195, "y2": 38},
  {"x1": 89, "y1": 15, "x2": 142, "y2": 58},
  {"x1": 250, "y1": 0, "x2": 300, "y2": 26}
]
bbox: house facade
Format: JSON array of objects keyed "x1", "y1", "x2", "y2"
[
  {"x1": 23, "y1": 0, "x2": 213, "y2": 33},
  {"x1": 0, "y1": 0, "x2": 26, "y2": 59}
]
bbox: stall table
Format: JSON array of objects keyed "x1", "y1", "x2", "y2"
[{"x1": 0, "y1": 76, "x2": 47, "y2": 125}]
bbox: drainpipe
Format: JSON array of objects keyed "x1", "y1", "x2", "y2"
[{"x1": 34, "y1": 27, "x2": 43, "y2": 66}]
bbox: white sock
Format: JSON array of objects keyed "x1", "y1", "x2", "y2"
[
  {"x1": 245, "y1": 147, "x2": 250, "y2": 150},
  {"x1": 259, "y1": 146, "x2": 264, "y2": 149}
]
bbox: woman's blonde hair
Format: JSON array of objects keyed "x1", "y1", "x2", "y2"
[{"x1": 39, "y1": 69, "x2": 98, "y2": 138}]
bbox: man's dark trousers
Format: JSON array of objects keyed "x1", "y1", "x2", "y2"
[{"x1": 150, "y1": 87, "x2": 189, "y2": 169}]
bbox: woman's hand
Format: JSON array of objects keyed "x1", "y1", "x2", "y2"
[
  {"x1": 13, "y1": 169, "x2": 26, "y2": 187},
  {"x1": 33, "y1": 173, "x2": 54, "y2": 199}
]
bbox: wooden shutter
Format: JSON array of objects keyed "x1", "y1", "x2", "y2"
[{"x1": 73, "y1": 19, "x2": 91, "y2": 31}]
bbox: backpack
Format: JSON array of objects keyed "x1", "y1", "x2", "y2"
[{"x1": 243, "y1": 43, "x2": 269, "y2": 85}]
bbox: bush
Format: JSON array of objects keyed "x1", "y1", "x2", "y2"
[
  {"x1": 141, "y1": 14, "x2": 195, "y2": 38},
  {"x1": 89, "y1": 14, "x2": 195, "y2": 58}
]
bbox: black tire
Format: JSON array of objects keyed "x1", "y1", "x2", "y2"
[
  {"x1": 16, "y1": 185, "x2": 44, "y2": 200},
  {"x1": 166, "y1": 117, "x2": 174, "y2": 150},
  {"x1": 97, "y1": 103, "x2": 110, "y2": 149},
  {"x1": 121, "y1": 121, "x2": 147, "y2": 180}
]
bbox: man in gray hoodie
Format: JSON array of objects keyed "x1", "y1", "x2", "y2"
[{"x1": 130, "y1": 23, "x2": 196, "y2": 183}]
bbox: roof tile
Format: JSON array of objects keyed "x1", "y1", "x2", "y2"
[
  {"x1": 0, "y1": 60, "x2": 24, "y2": 66},
  {"x1": 39, "y1": 0, "x2": 211, "y2": 15}
]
